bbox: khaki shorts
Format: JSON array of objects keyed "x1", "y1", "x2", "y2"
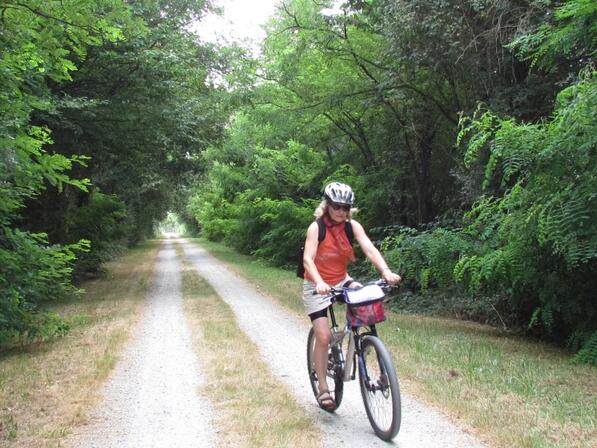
[{"x1": 302, "y1": 276, "x2": 352, "y2": 316}]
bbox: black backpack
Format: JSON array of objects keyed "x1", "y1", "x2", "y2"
[{"x1": 296, "y1": 218, "x2": 354, "y2": 278}]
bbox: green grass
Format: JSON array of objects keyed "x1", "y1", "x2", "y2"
[
  {"x1": 176, "y1": 242, "x2": 319, "y2": 448},
  {"x1": 383, "y1": 315, "x2": 596, "y2": 447},
  {"x1": 0, "y1": 240, "x2": 161, "y2": 448},
  {"x1": 195, "y1": 237, "x2": 597, "y2": 448}
]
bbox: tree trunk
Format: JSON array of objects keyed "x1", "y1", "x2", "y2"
[{"x1": 414, "y1": 129, "x2": 435, "y2": 225}]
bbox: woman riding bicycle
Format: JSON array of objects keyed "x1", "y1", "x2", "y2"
[{"x1": 302, "y1": 182, "x2": 401, "y2": 410}]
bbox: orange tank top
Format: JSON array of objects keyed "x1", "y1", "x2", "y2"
[{"x1": 305, "y1": 230, "x2": 352, "y2": 284}]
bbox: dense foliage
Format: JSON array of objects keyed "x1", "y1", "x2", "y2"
[
  {"x1": 384, "y1": 70, "x2": 596, "y2": 354},
  {"x1": 0, "y1": 0, "x2": 227, "y2": 345},
  {"x1": 189, "y1": 0, "x2": 596, "y2": 362},
  {"x1": 2, "y1": 0, "x2": 595, "y2": 362}
]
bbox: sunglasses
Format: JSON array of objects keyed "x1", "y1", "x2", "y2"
[{"x1": 330, "y1": 203, "x2": 351, "y2": 212}]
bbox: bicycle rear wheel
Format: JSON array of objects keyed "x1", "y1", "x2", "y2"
[
  {"x1": 306, "y1": 327, "x2": 344, "y2": 411},
  {"x1": 358, "y1": 335, "x2": 401, "y2": 440}
]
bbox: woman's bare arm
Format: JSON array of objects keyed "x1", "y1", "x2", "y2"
[{"x1": 303, "y1": 221, "x2": 331, "y2": 294}]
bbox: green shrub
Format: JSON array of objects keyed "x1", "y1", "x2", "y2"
[
  {"x1": 456, "y1": 71, "x2": 597, "y2": 355},
  {"x1": 381, "y1": 226, "x2": 474, "y2": 292},
  {"x1": 68, "y1": 191, "x2": 130, "y2": 276},
  {"x1": 0, "y1": 227, "x2": 87, "y2": 346},
  {"x1": 251, "y1": 198, "x2": 315, "y2": 266},
  {"x1": 188, "y1": 133, "x2": 328, "y2": 263},
  {"x1": 573, "y1": 332, "x2": 597, "y2": 366}
]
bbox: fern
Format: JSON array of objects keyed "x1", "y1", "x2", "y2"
[
  {"x1": 458, "y1": 109, "x2": 497, "y2": 168},
  {"x1": 455, "y1": 71, "x2": 596, "y2": 362},
  {"x1": 539, "y1": 189, "x2": 596, "y2": 265},
  {"x1": 573, "y1": 332, "x2": 597, "y2": 366}
]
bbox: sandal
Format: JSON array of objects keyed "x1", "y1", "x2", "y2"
[{"x1": 317, "y1": 389, "x2": 336, "y2": 410}]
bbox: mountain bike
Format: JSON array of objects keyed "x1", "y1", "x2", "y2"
[{"x1": 306, "y1": 280, "x2": 401, "y2": 441}]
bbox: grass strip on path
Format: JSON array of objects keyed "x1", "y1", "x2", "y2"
[
  {"x1": 194, "y1": 237, "x2": 597, "y2": 448},
  {"x1": 177, "y1": 243, "x2": 320, "y2": 448},
  {"x1": 0, "y1": 240, "x2": 162, "y2": 448}
]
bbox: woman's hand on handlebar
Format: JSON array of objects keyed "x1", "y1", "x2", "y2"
[
  {"x1": 382, "y1": 269, "x2": 401, "y2": 285},
  {"x1": 315, "y1": 281, "x2": 331, "y2": 295}
]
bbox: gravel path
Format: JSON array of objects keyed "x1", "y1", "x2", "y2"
[
  {"x1": 181, "y1": 238, "x2": 488, "y2": 448},
  {"x1": 66, "y1": 238, "x2": 488, "y2": 447},
  {"x1": 68, "y1": 240, "x2": 214, "y2": 448}
]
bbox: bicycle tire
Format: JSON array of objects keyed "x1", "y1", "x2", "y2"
[
  {"x1": 358, "y1": 335, "x2": 401, "y2": 440},
  {"x1": 306, "y1": 327, "x2": 344, "y2": 411}
]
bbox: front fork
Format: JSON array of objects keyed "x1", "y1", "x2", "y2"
[{"x1": 355, "y1": 325, "x2": 378, "y2": 389}]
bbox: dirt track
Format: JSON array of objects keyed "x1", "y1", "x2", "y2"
[
  {"x1": 181, "y1": 238, "x2": 486, "y2": 448},
  {"x1": 69, "y1": 238, "x2": 487, "y2": 447},
  {"x1": 68, "y1": 241, "x2": 214, "y2": 448}
]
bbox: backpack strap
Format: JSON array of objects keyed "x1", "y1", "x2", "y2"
[
  {"x1": 316, "y1": 218, "x2": 354, "y2": 245},
  {"x1": 344, "y1": 221, "x2": 354, "y2": 244},
  {"x1": 316, "y1": 218, "x2": 326, "y2": 242}
]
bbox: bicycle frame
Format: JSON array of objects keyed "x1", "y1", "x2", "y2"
[{"x1": 307, "y1": 280, "x2": 401, "y2": 441}]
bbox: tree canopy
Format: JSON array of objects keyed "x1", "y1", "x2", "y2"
[
  {"x1": 0, "y1": 0, "x2": 227, "y2": 344},
  {"x1": 187, "y1": 0, "x2": 596, "y2": 363},
  {"x1": 2, "y1": 0, "x2": 595, "y2": 363}
]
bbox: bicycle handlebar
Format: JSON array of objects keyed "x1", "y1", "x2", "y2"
[{"x1": 321, "y1": 279, "x2": 397, "y2": 303}]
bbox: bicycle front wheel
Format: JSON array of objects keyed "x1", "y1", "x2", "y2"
[
  {"x1": 358, "y1": 335, "x2": 401, "y2": 440},
  {"x1": 307, "y1": 327, "x2": 344, "y2": 411}
]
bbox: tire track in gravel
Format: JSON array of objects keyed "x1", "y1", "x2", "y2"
[
  {"x1": 68, "y1": 240, "x2": 215, "y2": 448},
  {"x1": 181, "y1": 238, "x2": 488, "y2": 448}
]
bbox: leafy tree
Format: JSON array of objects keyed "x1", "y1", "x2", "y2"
[
  {"x1": 189, "y1": 111, "x2": 327, "y2": 262},
  {"x1": 509, "y1": 0, "x2": 596, "y2": 73},
  {"x1": 249, "y1": 0, "x2": 557, "y2": 227},
  {"x1": 378, "y1": 0, "x2": 597, "y2": 360},
  {"x1": 0, "y1": 0, "x2": 227, "y2": 345},
  {"x1": 187, "y1": 0, "x2": 596, "y2": 362},
  {"x1": 0, "y1": 0, "x2": 138, "y2": 344},
  {"x1": 24, "y1": 0, "x2": 225, "y2": 243}
]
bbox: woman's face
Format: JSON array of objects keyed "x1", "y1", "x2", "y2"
[{"x1": 328, "y1": 202, "x2": 350, "y2": 223}]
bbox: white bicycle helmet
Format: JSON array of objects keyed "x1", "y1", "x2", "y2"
[{"x1": 323, "y1": 182, "x2": 355, "y2": 205}]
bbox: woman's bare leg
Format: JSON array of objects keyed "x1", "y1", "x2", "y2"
[{"x1": 312, "y1": 316, "x2": 332, "y2": 392}]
